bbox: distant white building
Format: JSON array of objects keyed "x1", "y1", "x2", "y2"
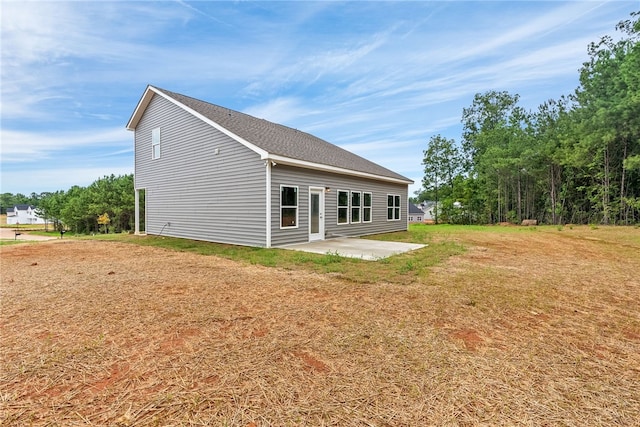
[
  {"x1": 408, "y1": 203, "x2": 425, "y2": 223},
  {"x1": 6, "y1": 205, "x2": 46, "y2": 225},
  {"x1": 418, "y1": 201, "x2": 436, "y2": 223}
]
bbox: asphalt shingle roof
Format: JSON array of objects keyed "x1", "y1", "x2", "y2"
[
  {"x1": 12, "y1": 204, "x2": 33, "y2": 211},
  {"x1": 153, "y1": 87, "x2": 411, "y2": 183},
  {"x1": 409, "y1": 203, "x2": 424, "y2": 214}
]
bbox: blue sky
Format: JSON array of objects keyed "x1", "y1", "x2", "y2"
[{"x1": 1, "y1": 1, "x2": 637, "y2": 196}]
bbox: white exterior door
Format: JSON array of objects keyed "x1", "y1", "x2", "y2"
[{"x1": 309, "y1": 188, "x2": 325, "y2": 241}]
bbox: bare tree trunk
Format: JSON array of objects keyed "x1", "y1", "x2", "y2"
[
  {"x1": 620, "y1": 138, "x2": 628, "y2": 224},
  {"x1": 517, "y1": 173, "x2": 522, "y2": 223},
  {"x1": 505, "y1": 179, "x2": 510, "y2": 222},
  {"x1": 603, "y1": 146, "x2": 611, "y2": 224},
  {"x1": 497, "y1": 177, "x2": 501, "y2": 223},
  {"x1": 550, "y1": 165, "x2": 557, "y2": 225}
]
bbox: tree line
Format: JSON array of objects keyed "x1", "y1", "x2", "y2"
[
  {"x1": 3, "y1": 15, "x2": 638, "y2": 230},
  {"x1": 418, "y1": 12, "x2": 639, "y2": 225},
  {"x1": 2, "y1": 174, "x2": 136, "y2": 233}
]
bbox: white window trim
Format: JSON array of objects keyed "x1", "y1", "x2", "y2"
[
  {"x1": 350, "y1": 191, "x2": 361, "y2": 224},
  {"x1": 337, "y1": 189, "x2": 349, "y2": 225},
  {"x1": 152, "y1": 127, "x2": 161, "y2": 160},
  {"x1": 363, "y1": 192, "x2": 372, "y2": 223},
  {"x1": 387, "y1": 194, "x2": 401, "y2": 221},
  {"x1": 280, "y1": 185, "x2": 299, "y2": 229}
]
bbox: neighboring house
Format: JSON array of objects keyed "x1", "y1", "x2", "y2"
[
  {"x1": 419, "y1": 201, "x2": 437, "y2": 223},
  {"x1": 126, "y1": 85, "x2": 413, "y2": 248},
  {"x1": 6, "y1": 205, "x2": 46, "y2": 225},
  {"x1": 408, "y1": 203, "x2": 424, "y2": 223}
]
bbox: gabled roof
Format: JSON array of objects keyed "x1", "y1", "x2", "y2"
[
  {"x1": 409, "y1": 203, "x2": 424, "y2": 214},
  {"x1": 127, "y1": 85, "x2": 412, "y2": 184},
  {"x1": 12, "y1": 204, "x2": 34, "y2": 211}
]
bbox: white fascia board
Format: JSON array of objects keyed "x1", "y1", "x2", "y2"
[
  {"x1": 147, "y1": 87, "x2": 269, "y2": 158},
  {"x1": 126, "y1": 85, "x2": 154, "y2": 131},
  {"x1": 263, "y1": 154, "x2": 413, "y2": 185}
]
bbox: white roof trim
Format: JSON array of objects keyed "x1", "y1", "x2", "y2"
[
  {"x1": 127, "y1": 86, "x2": 268, "y2": 158},
  {"x1": 264, "y1": 154, "x2": 413, "y2": 185}
]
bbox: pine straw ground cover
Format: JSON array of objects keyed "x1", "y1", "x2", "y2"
[{"x1": 1, "y1": 226, "x2": 639, "y2": 426}]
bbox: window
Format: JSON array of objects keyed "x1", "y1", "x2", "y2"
[
  {"x1": 363, "y1": 192, "x2": 372, "y2": 223},
  {"x1": 337, "y1": 190, "x2": 349, "y2": 224},
  {"x1": 351, "y1": 191, "x2": 361, "y2": 223},
  {"x1": 152, "y1": 127, "x2": 161, "y2": 159},
  {"x1": 387, "y1": 194, "x2": 401, "y2": 221},
  {"x1": 280, "y1": 186, "x2": 298, "y2": 228}
]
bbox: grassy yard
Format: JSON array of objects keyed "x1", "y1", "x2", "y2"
[{"x1": 1, "y1": 224, "x2": 639, "y2": 425}]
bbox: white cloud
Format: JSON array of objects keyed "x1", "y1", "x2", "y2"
[
  {"x1": 339, "y1": 139, "x2": 419, "y2": 155},
  {"x1": 1, "y1": 127, "x2": 131, "y2": 162},
  {"x1": 0, "y1": 1, "x2": 197, "y2": 120},
  {"x1": 241, "y1": 26, "x2": 395, "y2": 96},
  {"x1": 449, "y1": 1, "x2": 610, "y2": 62},
  {"x1": 1, "y1": 0, "x2": 635, "y2": 196},
  {"x1": 242, "y1": 97, "x2": 318, "y2": 125}
]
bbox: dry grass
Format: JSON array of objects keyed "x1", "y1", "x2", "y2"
[{"x1": 1, "y1": 226, "x2": 639, "y2": 426}]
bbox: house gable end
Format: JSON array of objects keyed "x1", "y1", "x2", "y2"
[
  {"x1": 127, "y1": 86, "x2": 412, "y2": 186},
  {"x1": 132, "y1": 91, "x2": 268, "y2": 247},
  {"x1": 127, "y1": 86, "x2": 268, "y2": 159}
]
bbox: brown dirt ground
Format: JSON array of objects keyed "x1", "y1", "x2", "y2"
[{"x1": 1, "y1": 228, "x2": 639, "y2": 426}]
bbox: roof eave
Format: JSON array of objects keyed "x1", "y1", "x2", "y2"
[
  {"x1": 263, "y1": 154, "x2": 413, "y2": 185},
  {"x1": 126, "y1": 86, "x2": 411, "y2": 185},
  {"x1": 126, "y1": 85, "x2": 155, "y2": 131},
  {"x1": 126, "y1": 86, "x2": 269, "y2": 158}
]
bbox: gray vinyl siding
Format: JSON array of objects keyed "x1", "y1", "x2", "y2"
[
  {"x1": 135, "y1": 94, "x2": 267, "y2": 246},
  {"x1": 270, "y1": 165, "x2": 408, "y2": 246}
]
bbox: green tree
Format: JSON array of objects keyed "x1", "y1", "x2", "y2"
[
  {"x1": 37, "y1": 190, "x2": 68, "y2": 231},
  {"x1": 461, "y1": 91, "x2": 535, "y2": 223},
  {"x1": 60, "y1": 185, "x2": 92, "y2": 233},
  {"x1": 532, "y1": 97, "x2": 573, "y2": 224},
  {"x1": 1, "y1": 193, "x2": 30, "y2": 213},
  {"x1": 573, "y1": 12, "x2": 640, "y2": 223},
  {"x1": 422, "y1": 135, "x2": 462, "y2": 224}
]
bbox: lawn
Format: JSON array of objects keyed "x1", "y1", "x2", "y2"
[{"x1": 1, "y1": 225, "x2": 639, "y2": 425}]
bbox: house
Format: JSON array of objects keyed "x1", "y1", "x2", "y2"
[
  {"x1": 6, "y1": 205, "x2": 46, "y2": 225},
  {"x1": 126, "y1": 85, "x2": 413, "y2": 248},
  {"x1": 408, "y1": 203, "x2": 424, "y2": 223},
  {"x1": 419, "y1": 201, "x2": 437, "y2": 223}
]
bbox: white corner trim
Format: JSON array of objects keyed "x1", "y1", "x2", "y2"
[{"x1": 265, "y1": 161, "x2": 272, "y2": 248}]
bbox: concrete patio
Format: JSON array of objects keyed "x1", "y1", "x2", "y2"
[{"x1": 280, "y1": 237, "x2": 426, "y2": 261}]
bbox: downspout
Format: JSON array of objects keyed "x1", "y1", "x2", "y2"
[{"x1": 265, "y1": 160, "x2": 272, "y2": 248}]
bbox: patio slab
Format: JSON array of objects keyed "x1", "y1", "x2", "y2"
[{"x1": 280, "y1": 237, "x2": 426, "y2": 261}]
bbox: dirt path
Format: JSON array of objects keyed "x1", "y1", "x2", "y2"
[{"x1": 0, "y1": 227, "x2": 57, "y2": 241}]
